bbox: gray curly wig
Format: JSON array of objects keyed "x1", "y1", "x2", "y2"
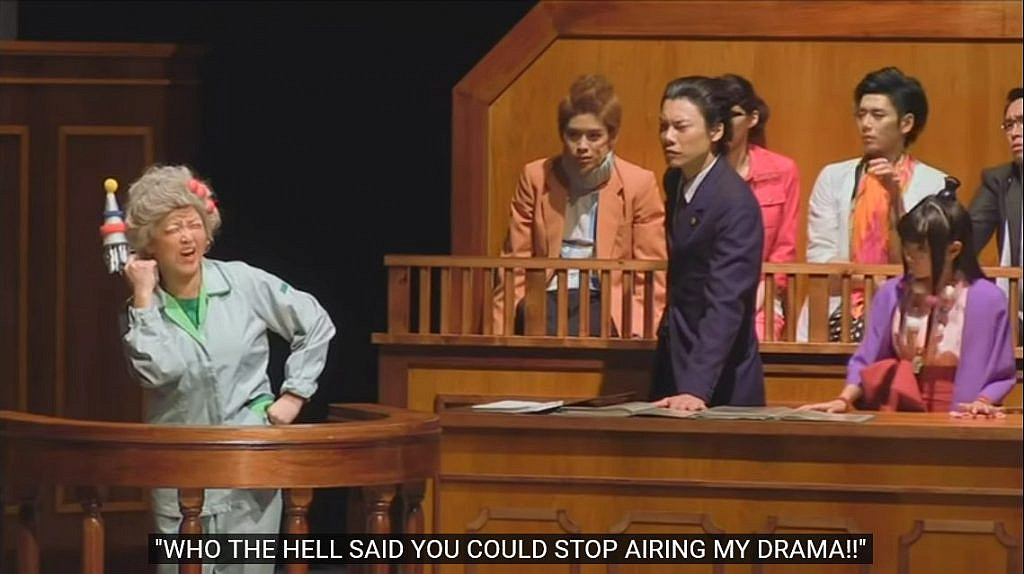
[{"x1": 124, "y1": 165, "x2": 222, "y2": 255}]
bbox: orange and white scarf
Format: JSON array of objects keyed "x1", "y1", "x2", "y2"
[{"x1": 850, "y1": 155, "x2": 916, "y2": 263}]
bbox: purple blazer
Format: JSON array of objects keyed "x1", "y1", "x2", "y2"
[{"x1": 847, "y1": 276, "x2": 1017, "y2": 405}]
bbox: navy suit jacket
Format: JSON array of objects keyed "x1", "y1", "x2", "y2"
[{"x1": 653, "y1": 157, "x2": 766, "y2": 406}]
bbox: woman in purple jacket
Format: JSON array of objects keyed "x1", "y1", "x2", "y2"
[{"x1": 801, "y1": 177, "x2": 1015, "y2": 417}]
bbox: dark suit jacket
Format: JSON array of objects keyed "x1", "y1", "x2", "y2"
[
  {"x1": 652, "y1": 157, "x2": 766, "y2": 406},
  {"x1": 969, "y1": 162, "x2": 1022, "y2": 265}
]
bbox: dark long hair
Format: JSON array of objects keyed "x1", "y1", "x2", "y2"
[
  {"x1": 896, "y1": 176, "x2": 984, "y2": 295},
  {"x1": 719, "y1": 73, "x2": 770, "y2": 147},
  {"x1": 895, "y1": 177, "x2": 983, "y2": 348}
]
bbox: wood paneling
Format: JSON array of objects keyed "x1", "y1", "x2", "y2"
[
  {"x1": 0, "y1": 126, "x2": 28, "y2": 413},
  {"x1": 55, "y1": 127, "x2": 152, "y2": 420},
  {"x1": 487, "y1": 39, "x2": 1024, "y2": 259},
  {"x1": 435, "y1": 412, "x2": 1022, "y2": 574},
  {"x1": 52, "y1": 128, "x2": 153, "y2": 514},
  {"x1": 897, "y1": 519, "x2": 1021, "y2": 574},
  {"x1": 545, "y1": 1, "x2": 1022, "y2": 40},
  {"x1": 0, "y1": 41, "x2": 200, "y2": 574},
  {"x1": 450, "y1": 1, "x2": 1024, "y2": 259}
]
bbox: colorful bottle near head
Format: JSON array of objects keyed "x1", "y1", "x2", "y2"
[{"x1": 100, "y1": 177, "x2": 130, "y2": 274}]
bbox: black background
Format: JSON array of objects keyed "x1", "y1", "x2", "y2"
[{"x1": 18, "y1": 0, "x2": 538, "y2": 416}]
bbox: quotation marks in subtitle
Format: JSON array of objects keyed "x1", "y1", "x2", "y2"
[{"x1": 150, "y1": 534, "x2": 873, "y2": 565}]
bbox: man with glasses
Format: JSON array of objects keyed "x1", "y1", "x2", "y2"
[{"x1": 969, "y1": 87, "x2": 1023, "y2": 330}]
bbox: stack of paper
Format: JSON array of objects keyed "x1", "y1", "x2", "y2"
[{"x1": 469, "y1": 400, "x2": 565, "y2": 414}]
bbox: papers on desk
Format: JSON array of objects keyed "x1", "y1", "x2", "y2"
[
  {"x1": 467, "y1": 401, "x2": 874, "y2": 422},
  {"x1": 693, "y1": 406, "x2": 875, "y2": 423},
  {"x1": 556, "y1": 402, "x2": 696, "y2": 419},
  {"x1": 470, "y1": 400, "x2": 565, "y2": 414},
  {"x1": 556, "y1": 404, "x2": 874, "y2": 423}
]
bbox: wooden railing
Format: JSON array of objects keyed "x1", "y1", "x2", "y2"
[
  {"x1": 378, "y1": 255, "x2": 1023, "y2": 353},
  {"x1": 0, "y1": 404, "x2": 439, "y2": 574}
]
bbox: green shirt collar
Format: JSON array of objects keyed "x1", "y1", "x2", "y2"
[{"x1": 160, "y1": 283, "x2": 208, "y2": 343}]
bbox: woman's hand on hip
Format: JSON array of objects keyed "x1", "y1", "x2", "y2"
[{"x1": 267, "y1": 392, "x2": 306, "y2": 425}]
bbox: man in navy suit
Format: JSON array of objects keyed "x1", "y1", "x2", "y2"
[{"x1": 652, "y1": 76, "x2": 766, "y2": 410}]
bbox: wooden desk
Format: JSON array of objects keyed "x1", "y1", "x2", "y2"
[{"x1": 434, "y1": 411, "x2": 1022, "y2": 574}]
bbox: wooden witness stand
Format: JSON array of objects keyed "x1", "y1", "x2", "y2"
[{"x1": 0, "y1": 404, "x2": 439, "y2": 574}]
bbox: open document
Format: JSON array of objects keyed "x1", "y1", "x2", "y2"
[{"x1": 555, "y1": 403, "x2": 874, "y2": 422}]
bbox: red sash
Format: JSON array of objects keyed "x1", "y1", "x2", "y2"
[{"x1": 860, "y1": 358, "x2": 956, "y2": 412}]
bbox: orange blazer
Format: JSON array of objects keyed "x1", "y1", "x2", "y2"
[{"x1": 492, "y1": 155, "x2": 667, "y2": 337}]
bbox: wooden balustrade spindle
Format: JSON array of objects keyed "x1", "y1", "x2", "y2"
[
  {"x1": 418, "y1": 267, "x2": 431, "y2": 334},
  {"x1": 178, "y1": 488, "x2": 205, "y2": 574},
  {"x1": 285, "y1": 488, "x2": 314, "y2": 574},
  {"x1": 643, "y1": 271, "x2": 655, "y2": 339},
  {"x1": 864, "y1": 275, "x2": 875, "y2": 331},
  {"x1": 1010, "y1": 277, "x2": 1020, "y2": 346},
  {"x1": 620, "y1": 270, "x2": 634, "y2": 339},
  {"x1": 503, "y1": 267, "x2": 515, "y2": 336},
  {"x1": 840, "y1": 275, "x2": 852, "y2": 343},
  {"x1": 78, "y1": 487, "x2": 104, "y2": 574},
  {"x1": 439, "y1": 267, "x2": 452, "y2": 334},
  {"x1": 364, "y1": 485, "x2": 398, "y2": 574},
  {"x1": 600, "y1": 270, "x2": 612, "y2": 337},
  {"x1": 785, "y1": 273, "x2": 796, "y2": 342},
  {"x1": 399, "y1": 481, "x2": 427, "y2": 574},
  {"x1": 556, "y1": 269, "x2": 569, "y2": 337},
  {"x1": 579, "y1": 270, "x2": 591, "y2": 337},
  {"x1": 482, "y1": 268, "x2": 494, "y2": 335},
  {"x1": 387, "y1": 266, "x2": 410, "y2": 334},
  {"x1": 461, "y1": 268, "x2": 473, "y2": 334}
]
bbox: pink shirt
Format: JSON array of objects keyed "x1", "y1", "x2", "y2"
[
  {"x1": 746, "y1": 144, "x2": 800, "y2": 264},
  {"x1": 747, "y1": 145, "x2": 800, "y2": 342}
]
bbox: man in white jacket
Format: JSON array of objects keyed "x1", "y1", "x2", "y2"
[{"x1": 801, "y1": 67, "x2": 947, "y2": 342}]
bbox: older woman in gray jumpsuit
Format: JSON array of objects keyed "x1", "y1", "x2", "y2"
[{"x1": 120, "y1": 165, "x2": 336, "y2": 574}]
